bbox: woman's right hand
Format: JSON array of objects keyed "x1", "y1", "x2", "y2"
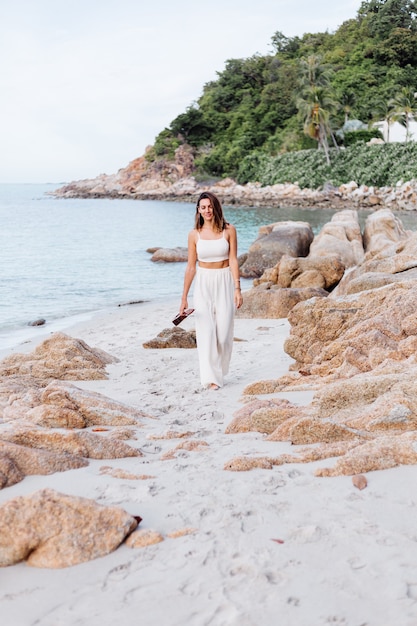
[{"x1": 180, "y1": 298, "x2": 188, "y2": 314}]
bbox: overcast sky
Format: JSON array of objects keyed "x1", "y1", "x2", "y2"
[{"x1": 0, "y1": 0, "x2": 362, "y2": 183}]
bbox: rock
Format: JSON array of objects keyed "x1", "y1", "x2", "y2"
[
  {"x1": 150, "y1": 247, "x2": 188, "y2": 262},
  {"x1": 28, "y1": 318, "x2": 46, "y2": 327},
  {"x1": 0, "y1": 332, "x2": 117, "y2": 382},
  {"x1": 352, "y1": 474, "x2": 368, "y2": 490},
  {"x1": 236, "y1": 287, "x2": 328, "y2": 319},
  {"x1": 315, "y1": 432, "x2": 417, "y2": 477},
  {"x1": 0, "y1": 488, "x2": 138, "y2": 567},
  {"x1": 0, "y1": 440, "x2": 88, "y2": 488},
  {"x1": 224, "y1": 456, "x2": 274, "y2": 471},
  {"x1": 277, "y1": 254, "x2": 345, "y2": 290},
  {"x1": 125, "y1": 529, "x2": 164, "y2": 548},
  {"x1": 333, "y1": 229, "x2": 417, "y2": 296},
  {"x1": 143, "y1": 327, "x2": 197, "y2": 349},
  {"x1": 333, "y1": 269, "x2": 417, "y2": 296},
  {"x1": 308, "y1": 209, "x2": 365, "y2": 268},
  {"x1": 225, "y1": 398, "x2": 306, "y2": 434},
  {"x1": 0, "y1": 454, "x2": 25, "y2": 489},
  {"x1": 166, "y1": 527, "x2": 197, "y2": 539},
  {"x1": 0, "y1": 428, "x2": 141, "y2": 460},
  {"x1": 363, "y1": 208, "x2": 410, "y2": 259},
  {"x1": 283, "y1": 281, "x2": 417, "y2": 378},
  {"x1": 239, "y1": 221, "x2": 314, "y2": 278},
  {"x1": 3, "y1": 381, "x2": 149, "y2": 427}
]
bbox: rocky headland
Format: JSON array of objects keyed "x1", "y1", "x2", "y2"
[{"x1": 53, "y1": 144, "x2": 417, "y2": 211}]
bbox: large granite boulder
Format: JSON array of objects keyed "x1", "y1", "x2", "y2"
[
  {"x1": 236, "y1": 286, "x2": 328, "y2": 319},
  {"x1": 150, "y1": 247, "x2": 188, "y2": 262},
  {"x1": 0, "y1": 440, "x2": 88, "y2": 489},
  {"x1": 0, "y1": 428, "x2": 140, "y2": 460},
  {"x1": 284, "y1": 281, "x2": 417, "y2": 378},
  {"x1": 0, "y1": 489, "x2": 138, "y2": 567},
  {"x1": 239, "y1": 221, "x2": 314, "y2": 278},
  {"x1": 0, "y1": 333, "x2": 116, "y2": 382},
  {"x1": 363, "y1": 208, "x2": 410, "y2": 258},
  {"x1": 308, "y1": 209, "x2": 365, "y2": 267},
  {"x1": 143, "y1": 327, "x2": 196, "y2": 348},
  {"x1": 277, "y1": 254, "x2": 345, "y2": 290},
  {"x1": 3, "y1": 380, "x2": 149, "y2": 427},
  {"x1": 333, "y1": 229, "x2": 417, "y2": 296}
]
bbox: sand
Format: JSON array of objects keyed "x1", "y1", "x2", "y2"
[{"x1": 1, "y1": 297, "x2": 417, "y2": 626}]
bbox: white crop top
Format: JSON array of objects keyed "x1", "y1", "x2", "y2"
[{"x1": 196, "y1": 231, "x2": 229, "y2": 262}]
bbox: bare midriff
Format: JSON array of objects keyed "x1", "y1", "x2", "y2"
[
  {"x1": 198, "y1": 259, "x2": 229, "y2": 270},
  {"x1": 198, "y1": 260, "x2": 229, "y2": 269}
]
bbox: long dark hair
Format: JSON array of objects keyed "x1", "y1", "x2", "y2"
[{"x1": 194, "y1": 192, "x2": 227, "y2": 232}]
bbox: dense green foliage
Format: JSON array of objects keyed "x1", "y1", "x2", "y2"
[
  {"x1": 149, "y1": 0, "x2": 417, "y2": 187},
  {"x1": 237, "y1": 142, "x2": 417, "y2": 188}
]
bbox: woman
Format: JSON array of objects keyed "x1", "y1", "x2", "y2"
[{"x1": 180, "y1": 191, "x2": 243, "y2": 390}]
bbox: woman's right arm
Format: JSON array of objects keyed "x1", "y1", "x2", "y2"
[{"x1": 180, "y1": 230, "x2": 197, "y2": 313}]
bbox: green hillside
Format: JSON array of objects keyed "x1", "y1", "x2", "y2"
[{"x1": 146, "y1": 0, "x2": 417, "y2": 189}]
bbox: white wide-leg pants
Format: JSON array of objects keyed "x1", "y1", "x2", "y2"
[{"x1": 194, "y1": 266, "x2": 235, "y2": 388}]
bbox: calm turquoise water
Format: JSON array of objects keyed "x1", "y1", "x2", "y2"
[{"x1": 1, "y1": 183, "x2": 417, "y2": 350}]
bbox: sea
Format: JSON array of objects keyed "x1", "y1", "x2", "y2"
[{"x1": 2, "y1": 183, "x2": 417, "y2": 351}]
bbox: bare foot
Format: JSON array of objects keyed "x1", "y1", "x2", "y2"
[{"x1": 209, "y1": 383, "x2": 220, "y2": 390}]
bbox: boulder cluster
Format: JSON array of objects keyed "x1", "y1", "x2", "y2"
[
  {"x1": 226, "y1": 207, "x2": 417, "y2": 478},
  {"x1": 0, "y1": 333, "x2": 153, "y2": 567}
]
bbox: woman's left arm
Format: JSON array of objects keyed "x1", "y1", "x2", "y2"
[{"x1": 228, "y1": 225, "x2": 243, "y2": 309}]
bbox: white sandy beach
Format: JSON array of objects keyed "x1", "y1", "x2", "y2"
[{"x1": 1, "y1": 297, "x2": 417, "y2": 626}]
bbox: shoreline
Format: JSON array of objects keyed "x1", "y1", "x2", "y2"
[
  {"x1": 52, "y1": 176, "x2": 417, "y2": 212},
  {"x1": 0, "y1": 298, "x2": 160, "y2": 360}
]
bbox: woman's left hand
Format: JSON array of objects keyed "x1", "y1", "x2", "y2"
[{"x1": 234, "y1": 289, "x2": 243, "y2": 309}]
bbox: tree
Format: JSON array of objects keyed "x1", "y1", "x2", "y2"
[
  {"x1": 392, "y1": 86, "x2": 417, "y2": 142},
  {"x1": 297, "y1": 56, "x2": 338, "y2": 164},
  {"x1": 169, "y1": 106, "x2": 213, "y2": 147},
  {"x1": 339, "y1": 92, "x2": 356, "y2": 123},
  {"x1": 297, "y1": 86, "x2": 338, "y2": 164},
  {"x1": 372, "y1": 97, "x2": 397, "y2": 141},
  {"x1": 359, "y1": 0, "x2": 417, "y2": 37},
  {"x1": 298, "y1": 54, "x2": 334, "y2": 89}
]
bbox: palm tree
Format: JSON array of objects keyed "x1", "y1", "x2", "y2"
[
  {"x1": 392, "y1": 87, "x2": 417, "y2": 143},
  {"x1": 298, "y1": 55, "x2": 334, "y2": 89},
  {"x1": 297, "y1": 86, "x2": 338, "y2": 164},
  {"x1": 296, "y1": 55, "x2": 338, "y2": 164},
  {"x1": 372, "y1": 98, "x2": 397, "y2": 142},
  {"x1": 339, "y1": 92, "x2": 356, "y2": 124}
]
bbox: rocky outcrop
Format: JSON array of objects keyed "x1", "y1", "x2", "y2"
[
  {"x1": 3, "y1": 380, "x2": 149, "y2": 427},
  {"x1": 363, "y1": 207, "x2": 410, "y2": 258},
  {"x1": 283, "y1": 281, "x2": 417, "y2": 378},
  {"x1": 276, "y1": 255, "x2": 345, "y2": 290},
  {"x1": 150, "y1": 247, "x2": 188, "y2": 262},
  {"x1": 0, "y1": 333, "x2": 116, "y2": 382},
  {"x1": 0, "y1": 441, "x2": 88, "y2": 489},
  {"x1": 52, "y1": 149, "x2": 417, "y2": 211},
  {"x1": 237, "y1": 209, "x2": 365, "y2": 317},
  {"x1": 226, "y1": 209, "x2": 417, "y2": 477},
  {"x1": 0, "y1": 429, "x2": 141, "y2": 460},
  {"x1": 333, "y1": 228, "x2": 417, "y2": 296},
  {"x1": 54, "y1": 144, "x2": 196, "y2": 199},
  {"x1": 308, "y1": 209, "x2": 365, "y2": 267},
  {"x1": 239, "y1": 221, "x2": 314, "y2": 278},
  {"x1": 0, "y1": 337, "x2": 152, "y2": 489},
  {"x1": 0, "y1": 488, "x2": 138, "y2": 567},
  {"x1": 143, "y1": 327, "x2": 196, "y2": 349},
  {"x1": 236, "y1": 286, "x2": 328, "y2": 319}
]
